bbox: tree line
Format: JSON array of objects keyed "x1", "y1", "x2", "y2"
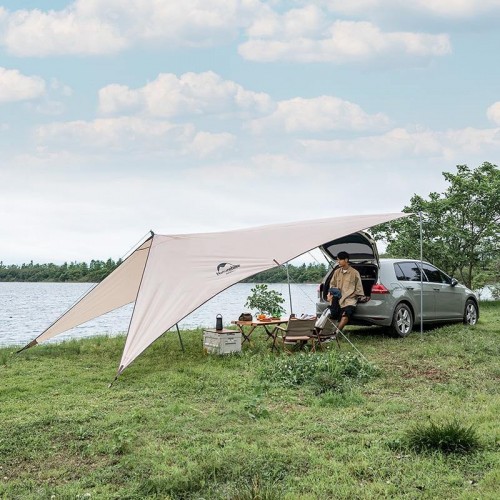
[
  {"x1": 0, "y1": 259, "x2": 328, "y2": 284},
  {"x1": 0, "y1": 259, "x2": 122, "y2": 283},
  {"x1": 240, "y1": 263, "x2": 329, "y2": 284}
]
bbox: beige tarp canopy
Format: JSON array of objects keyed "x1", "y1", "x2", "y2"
[{"x1": 22, "y1": 212, "x2": 407, "y2": 377}]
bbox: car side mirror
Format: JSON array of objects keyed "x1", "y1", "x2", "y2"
[{"x1": 450, "y1": 278, "x2": 458, "y2": 287}]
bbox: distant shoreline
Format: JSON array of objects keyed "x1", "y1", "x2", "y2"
[
  {"x1": 0, "y1": 261, "x2": 328, "y2": 284},
  {"x1": 0, "y1": 279, "x2": 321, "y2": 285}
]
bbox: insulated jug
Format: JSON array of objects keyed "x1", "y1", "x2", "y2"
[{"x1": 215, "y1": 314, "x2": 223, "y2": 330}]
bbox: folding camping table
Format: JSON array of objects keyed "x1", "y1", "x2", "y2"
[{"x1": 231, "y1": 318, "x2": 287, "y2": 350}]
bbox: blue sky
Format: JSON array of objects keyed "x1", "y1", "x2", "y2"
[{"x1": 1, "y1": 0, "x2": 499, "y2": 264}]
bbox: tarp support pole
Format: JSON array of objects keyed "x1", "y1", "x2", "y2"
[
  {"x1": 286, "y1": 263, "x2": 293, "y2": 316},
  {"x1": 419, "y1": 211, "x2": 424, "y2": 339},
  {"x1": 175, "y1": 324, "x2": 185, "y2": 352},
  {"x1": 273, "y1": 259, "x2": 293, "y2": 316}
]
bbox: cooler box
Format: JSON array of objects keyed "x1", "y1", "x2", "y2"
[{"x1": 203, "y1": 329, "x2": 242, "y2": 355}]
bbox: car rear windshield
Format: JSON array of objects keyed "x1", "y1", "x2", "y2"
[{"x1": 323, "y1": 241, "x2": 374, "y2": 260}]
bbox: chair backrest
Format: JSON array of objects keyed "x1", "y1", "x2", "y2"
[
  {"x1": 285, "y1": 318, "x2": 317, "y2": 338},
  {"x1": 318, "y1": 319, "x2": 336, "y2": 337}
]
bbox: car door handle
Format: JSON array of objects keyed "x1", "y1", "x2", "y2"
[
  {"x1": 405, "y1": 286, "x2": 414, "y2": 290},
  {"x1": 433, "y1": 288, "x2": 440, "y2": 291}
]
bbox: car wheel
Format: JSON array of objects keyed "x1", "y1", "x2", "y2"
[
  {"x1": 463, "y1": 299, "x2": 478, "y2": 325},
  {"x1": 391, "y1": 303, "x2": 413, "y2": 337}
]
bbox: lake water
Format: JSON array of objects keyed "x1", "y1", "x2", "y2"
[{"x1": 0, "y1": 282, "x2": 319, "y2": 348}]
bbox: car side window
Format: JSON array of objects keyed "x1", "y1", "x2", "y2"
[
  {"x1": 397, "y1": 262, "x2": 426, "y2": 281},
  {"x1": 440, "y1": 270, "x2": 452, "y2": 285},
  {"x1": 421, "y1": 263, "x2": 451, "y2": 284},
  {"x1": 394, "y1": 263, "x2": 406, "y2": 281}
]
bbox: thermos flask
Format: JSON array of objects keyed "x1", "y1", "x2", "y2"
[{"x1": 215, "y1": 314, "x2": 223, "y2": 330}]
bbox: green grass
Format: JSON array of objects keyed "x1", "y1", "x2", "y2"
[
  {"x1": 404, "y1": 418, "x2": 480, "y2": 454},
  {"x1": 1, "y1": 302, "x2": 499, "y2": 499}
]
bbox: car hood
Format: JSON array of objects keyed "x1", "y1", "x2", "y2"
[{"x1": 319, "y1": 231, "x2": 380, "y2": 265}]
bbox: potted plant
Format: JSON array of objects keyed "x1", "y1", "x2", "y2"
[{"x1": 244, "y1": 284, "x2": 286, "y2": 319}]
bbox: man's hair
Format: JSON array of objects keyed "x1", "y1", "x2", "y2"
[{"x1": 337, "y1": 251, "x2": 350, "y2": 261}]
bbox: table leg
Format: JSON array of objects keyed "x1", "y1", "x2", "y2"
[
  {"x1": 237, "y1": 325, "x2": 256, "y2": 344},
  {"x1": 263, "y1": 325, "x2": 281, "y2": 352}
]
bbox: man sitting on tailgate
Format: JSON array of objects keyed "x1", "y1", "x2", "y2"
[{"x1": 327, "y1": 251, "x2": 364, "y2": 332}]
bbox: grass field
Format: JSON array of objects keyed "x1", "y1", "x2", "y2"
[{"x1": 1, "y1": 302, "x2": 499, "y2": 499}]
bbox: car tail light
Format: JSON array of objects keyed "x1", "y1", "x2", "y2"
[{"x1": 371, "y1": 283, "x2": 389, "y2": 294}]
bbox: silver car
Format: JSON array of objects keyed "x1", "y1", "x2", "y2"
[{"x1": 316, "y1": 231, "x2": 479, "y2": 337}]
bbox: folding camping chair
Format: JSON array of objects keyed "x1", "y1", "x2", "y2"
[
  {"x1": 311, "y1": 308, "x2": 341, "y2": 350},
  {"x1": 273, "y1": 318, "x2": 317, "y2": 353},
  {"x1": 312, "y1": 318, "x2": 341, "y2": 350}
]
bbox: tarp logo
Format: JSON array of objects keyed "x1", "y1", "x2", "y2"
[{"x1": 216, "y1": 262, "x2": 240, "y2": 276}]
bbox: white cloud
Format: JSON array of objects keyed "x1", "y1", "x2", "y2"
[
  {"x1": 23, "y1": 79, "x2": 74, "y2": 116},
  {"x1": 325, "y1": 0, "x2": 500, "y2": 19},
  {"x1": 249, "y1": 96, "x2": 390, "y2": 133},
  {"x1": 79, "y1": 0, "x2": 262, "y2": 44},
  {"x1": 247, "y1": 5, "x2": 324, "y2": 39},
  {"x1": 1, "y1": 1, "x2": 470, "y2": 62},
  {"x1": 0, "y1": 0, "x2": 265, "y2": 57},
  {"x1": 99, "y1": 71, "x2": 274, "y2": 118},
  {"x1": 445, "y1": 127, "x2": 500, "y2": 155},
  {"x1": 239, "y1": 20, "x2": 451, "y2": 63},
  {"x1": 300, "y1": 126, "x2": 500, "y2": 161},
  {"x1": 36, "y1": 117, "x2": 194, "y2": 153},
  {"x1": 98, "y1": 84, "x2": 141, "y2": 114},
  {"x1": 1, "y1": 7, "x2": 127, "y2": 57},
  {"x1": 414, "y1": 0, "x2": 500, "y2": 17},
  {"x1": 190, "y1": 131, "x2": 236, "y2": 158},
  {"x1": 486, "y1": 102, "x2": 500, "y2": 125},
  {"x1": 35, "y1": 116, "x2": 235, "y2": 158},
  {"x1": 0, "y1": 67, "x2": 45, "y2": 103},
  {"x1": 300, "y1": 127, "x2": 442, "y2": 160}
]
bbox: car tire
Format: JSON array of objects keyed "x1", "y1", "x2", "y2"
[
  {"x1": 391, "y1": 303, "x2": 413, "y2": 337},
  {"x1": 463, "y1": 299, "x2": 478, "y2": 325}
]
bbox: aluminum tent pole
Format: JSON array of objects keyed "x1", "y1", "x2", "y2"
[
  {"x1": 420, "y1": 211, "x2": 424, "y2": 339},
  {"x1": 286, "y1": 263, "x2": 293, "y2": 316},
  {"x1": 273, "y1": 259, "x2": 293, "y2": 317}
]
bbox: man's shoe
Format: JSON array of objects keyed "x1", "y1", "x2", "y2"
[{"x1": 322, "y1": 336, "x2": 337, "y2": 344}]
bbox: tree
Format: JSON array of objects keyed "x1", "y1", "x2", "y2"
[{"x1": 372, "y1": 162, "x2": 500, "y2": 289}]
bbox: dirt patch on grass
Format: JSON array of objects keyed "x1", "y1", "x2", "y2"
[
  {"x1": 407, "y1": 368, "x2": 448, "y2": 382},
  {"x1": 387, "y1": 361, "x2": 449, "y2": 382},
  {"x1": 4, "y1": 451, "x2": 110, "y2": 483}
]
